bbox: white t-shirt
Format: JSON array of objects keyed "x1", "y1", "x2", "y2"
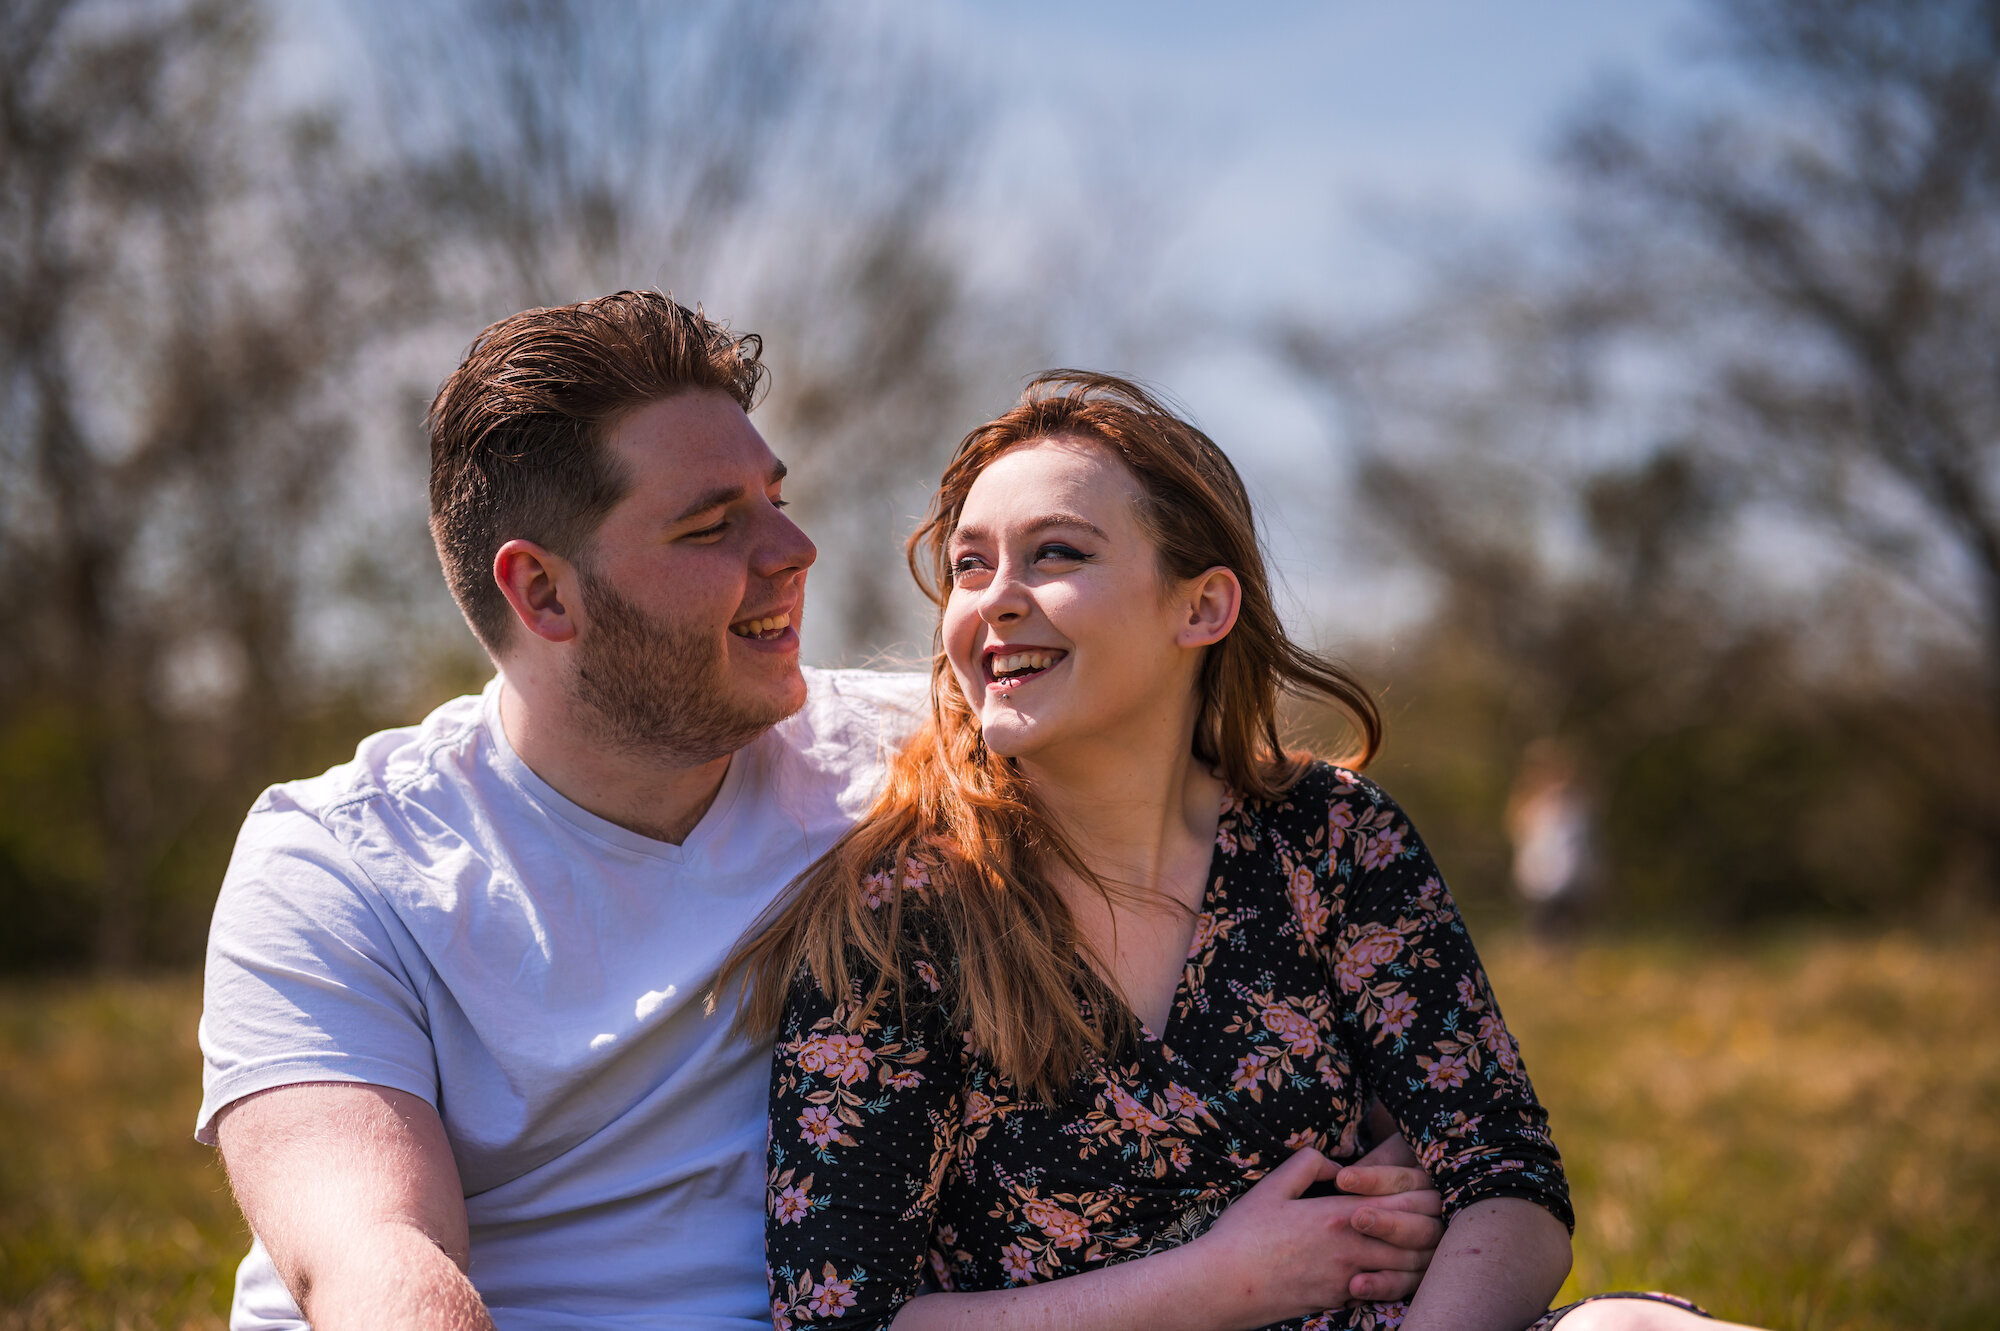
[{"x1": 198, "y1": 668, "x2": 926, "y2": 1330}]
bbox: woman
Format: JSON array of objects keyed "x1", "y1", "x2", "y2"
[{"x1": 721, "y1": 373, "x2": 1755, "y2": 1331}]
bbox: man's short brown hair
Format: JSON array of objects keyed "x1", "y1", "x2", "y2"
[{"x1": 428, "y1": 290, "x2": 767, "y2": 654}]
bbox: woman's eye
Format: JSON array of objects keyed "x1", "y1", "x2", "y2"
[
  {"x1": 1036, "y1": 543, "x2": 1088, "y2": 563},
  {"x1": 950, "y1": 554, "x2": 988, "y2": 578}
]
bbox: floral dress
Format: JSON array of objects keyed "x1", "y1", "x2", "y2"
[{"x1": 764, "y1": 764, "x2": 1573, "y2": 1331}]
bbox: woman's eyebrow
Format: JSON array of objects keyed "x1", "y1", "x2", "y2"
[{"x1": 953, "y1": 513, "x2": 1106, "y2": 544}]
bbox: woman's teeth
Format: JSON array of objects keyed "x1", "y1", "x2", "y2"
[
  {"x1": 730, "y1": 612, "x2": 791, "y2": 639},
  {"x1": 992, "y1": 651, "x2": 1058, "y2": 679}
]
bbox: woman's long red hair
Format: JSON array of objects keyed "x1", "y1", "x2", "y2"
[{"x1": 714, "y1": 372, "x2": 1380, "y2": 1102}]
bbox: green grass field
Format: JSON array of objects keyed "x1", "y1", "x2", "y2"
[{"x1": 2, "y1": 927, "x2": 1996, "y2": 1329}]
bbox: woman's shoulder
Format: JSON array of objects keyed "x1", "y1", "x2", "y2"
[{"x1": 1251, "y1": 758, "x2": 1405, "y2": 821}]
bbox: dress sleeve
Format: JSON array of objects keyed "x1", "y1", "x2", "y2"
[
  {"x1": 1317, "y1": 771, "x2": 1575, "y2": 1232},
  {"x1": 765, "y1": 893, "x2": 965, "y2": 1331}
]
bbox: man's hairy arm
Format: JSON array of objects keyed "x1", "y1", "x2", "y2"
[{"x1": 216, "y1": 1082, "x2": 494, "y2": 1331}]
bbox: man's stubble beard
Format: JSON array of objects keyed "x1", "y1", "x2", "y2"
[{"x1": 570, "y1": 568, "x2": 803, "y2": 766}]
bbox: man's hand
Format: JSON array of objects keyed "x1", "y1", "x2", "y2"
[
  {"x1": 1186, "y1": 1144, "x2": 1444, "y2": 1325},
  {"x1": 216, "y1": 1082, "x2": 495, "y2": 1331},
  {"x1": 1339, "y1": 1129, "x2": 1444, "y2": 1301}
]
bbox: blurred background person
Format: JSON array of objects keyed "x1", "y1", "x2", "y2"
[{"x1": 1505, "y1": 739, "x2": 1598, "y2": 939}]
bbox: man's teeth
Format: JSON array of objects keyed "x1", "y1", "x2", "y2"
[
  {"x1": 992, "y1": 651, "x2": 1057, "y2": 677},
  {"x1": 731, "y1": 612, "x2": 792, "y2": 638}
]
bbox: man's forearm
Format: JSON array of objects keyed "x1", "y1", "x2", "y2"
[
  {"x1": 891, "y1": 1241, "x2": 1238, "y2": 1331},
  {"x1": 283, "y1": 1221, "x2": 494, "y2": 1331},
  {"x1": 1397, "y1": 1197, "x2": 1571, "y2": 1331}
]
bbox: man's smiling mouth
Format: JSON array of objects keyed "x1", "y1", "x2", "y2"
[{"x1": 730, "y1": 611, "x2": 792, "y2": 641}]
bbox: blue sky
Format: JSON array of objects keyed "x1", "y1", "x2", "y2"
[{"x1": 929, "y1": 1, "x2": 1715, "y2": 643}]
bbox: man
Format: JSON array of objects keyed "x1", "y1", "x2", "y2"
[{"x1": 201, "y1": 290, "x2": 1443, "y2": 1329}]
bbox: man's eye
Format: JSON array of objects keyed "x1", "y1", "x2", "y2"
[
  {"x1": 771, "y1": 497, "x2": 789, "y2": 510},
  {"x1": 685, "y1": 520, "x2": 728, "y2": 540}
]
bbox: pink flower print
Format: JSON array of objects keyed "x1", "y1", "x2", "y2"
[
  {"x1": 883, "y1": 1066, "x2": 924, "y2": 1091},
  {"x1": 799, "y1": 1105, "x2": 842, "y2": 1148},
  {"x1": 1415, "y1": 875, "x2": 1444, "y2": 909},
  {"x1": 1187, "y1": 911, "x2": 1222, "y2": 955},
  {"x1": 962, "y1": 1089, "x2": 995, "y2": 1126},
  {"x1": 1336, "y1": 924, "x2": 1403, "y2": 991},
  {"x1": 812, "y1": 1033, "x2": 875, "y2": 1086},
  {"x1": 807, "y1": 1274, "x2": 857, "y2": 1318},
  {"x1": 1288, "y1": 868, "x2": 1329, "y2": 938},
  {"x1": 1479, "y1": 1014, "x2": 1520, "y2": 1072},
  {"x1": 1231, "y1": 1052, "x2": 1271, "y2": 1091},
  {"x1": 1285, "y1": 1127, "x2": 1324, "y2": 1151},
  {"x1": 1377, "y1": 990, "x2": 1419, "y2": 1038},
  {"x1": 772, "y1": 1299, "x2": 794, "y2": 1331},
  {"x1": 1000, "y1": 1243, "x2": 1037, "y2": 1283},
  {"x1": 1167, "y1": 1140, "x2": 1192, "y2": 1171},
  {"x1": 915, "y1": 959, "x2": 941, "y2": 992},
  {"x1": 936, "y1": 1224, "x2": 958, "y2": 1247},
  {"x1": 1163, "y1": 1082, "x2": 1208, "y2": 1122},
  {"x1": 1022, "y1": 1198, "x2": 1090, "y2": 1250},
  {"x1": 1104, "y1": 1082, "x2": 1173, "y2": 1135},
  {"x1": 1327, "y1": 800, "x2": 1355, "y2": 848},
  {"x1": 1457, "y1": 975, "x2": 1481, "y2": 1009},
  {"x1": 1422, "y1": 1054, "x2": 1470, "y2": 1090},
  {"x1": 861, "y1": 869, "x2": 892, "y2": 910},
  {"x1": 901, "y1": 856, "x2": 932, "y2": 893},
  {"x1": 1359, "y1": 823, "x2": 1407, "y2": 870},
  {"x1": 773, "y1": 1183, "x2": 812, "y2": 1226},
  {"x1": 1261, "y1": 1001, "x2": 1321, "y2": 1056}
]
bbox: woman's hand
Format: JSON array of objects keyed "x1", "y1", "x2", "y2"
[{"x1": 1180, "y1": 1145, "x2": 1445, "y2": 1326}]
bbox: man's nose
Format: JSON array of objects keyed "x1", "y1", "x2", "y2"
[{"x1": 752, "y1": 502, "x2": 817, "y2": 579}]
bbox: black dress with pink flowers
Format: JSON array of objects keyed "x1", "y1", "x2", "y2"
[{"x1": 763, "y1": 764, "x2": 1572, "y2": 1331}]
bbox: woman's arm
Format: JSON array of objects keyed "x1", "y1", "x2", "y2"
[
  {"x1": 1397, "y1": 1197, "x2": 1571, "y2": 1331},
  {"x1": 892, "y1": 1145, "x2": 1444, "y2": 1331},
  {"x1": 1321, "y1": 773, "x2": 1576, "y2": 1327}
]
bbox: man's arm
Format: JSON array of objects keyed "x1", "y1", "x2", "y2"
[{"x1": 216, "y1": 1082, "x2": 494, "y2": 1331}]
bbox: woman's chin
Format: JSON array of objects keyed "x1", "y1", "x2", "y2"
[{"x1": 974, "y1": 714, "x2": 1049, "y2": 761}]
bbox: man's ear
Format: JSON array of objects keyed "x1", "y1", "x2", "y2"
[
  {"x1": 494, "y1": 539, "x2": 581, "y2": 644},
  {"x1": 1177, "y1": 566, "x2": 1241, "y2": 650}
]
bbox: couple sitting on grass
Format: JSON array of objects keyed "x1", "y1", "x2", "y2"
[{"x1": 200, "y1": 291, "x2": 1763, "y2": 1331}]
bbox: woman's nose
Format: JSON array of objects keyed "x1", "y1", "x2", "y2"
[{"x1": 977, "y1": 561, "x2": 1030, "y2": 624}]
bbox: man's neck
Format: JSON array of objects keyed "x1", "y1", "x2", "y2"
[{"x1": 496, "y1": 673, "x2": 733, "y2": 846}]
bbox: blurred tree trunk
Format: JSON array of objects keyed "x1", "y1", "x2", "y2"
[{"x1": 0, "y1": 0, "x2": 428, "y2": 966}]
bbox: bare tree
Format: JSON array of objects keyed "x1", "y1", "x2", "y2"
[
  {"x1": 0, "y1": 0, "x2": 428, "y2": 965},
  {"x1": 360, "y1": 0, "x2": 1026, "y2": 659},
  {"x1": 1282, "y1": 0, "x2": 2000, "y2": 911},
  {"x1": 1557, "y1": 0, "x2": 2000, "y2": 867}
]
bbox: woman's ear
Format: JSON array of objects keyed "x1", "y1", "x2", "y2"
[
  {"x1": 1177, "y1": 566, "x2": 1241, "y2": 650},
  {"x1": 494, "y1": 538, "x2": 582, "y2": 645}
]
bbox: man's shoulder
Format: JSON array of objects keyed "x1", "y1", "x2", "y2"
[
  {"x1": 783, "y1": 667, "x2": 927, "y2": 751},
  {"x1": 244, "y1": 687, "x2": 491, "y2": 836}
]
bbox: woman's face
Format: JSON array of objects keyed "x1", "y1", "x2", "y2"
[{"x1": 942, "y1": 436, "x2": 1225, "y2": 765}]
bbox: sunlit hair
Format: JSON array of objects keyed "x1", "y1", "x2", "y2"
[
  {"x1": 427, "y1": 289, "x2": 766, "y2": 655},
  {"x1": 717, "y1": 370, "x2": 1380, "y2": 1102}
]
